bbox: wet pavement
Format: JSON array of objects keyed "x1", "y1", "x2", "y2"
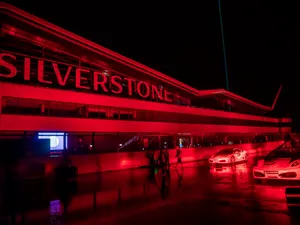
[
  {"x1": 2, "y1": 149, "x2": 300, "y2": 224},
  {"x1": 98, "y1": 198, "x2": 300, "y2": 225}
]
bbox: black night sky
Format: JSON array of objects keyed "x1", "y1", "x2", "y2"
[{"x1": 4, "y1": 0, "x2": 300, "y2": 128}]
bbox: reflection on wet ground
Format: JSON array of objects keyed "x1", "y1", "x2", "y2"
[{"x1": 2, "y1": 151, "x2": 300, "y2": 224}]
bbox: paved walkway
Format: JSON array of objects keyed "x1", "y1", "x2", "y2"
[{"x1": 1, "y1": 149, "x2": 292, "y2": 224}]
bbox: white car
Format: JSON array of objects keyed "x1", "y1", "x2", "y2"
[
  {"x1": 209, "y1": 148, "x2": 248, "y2": 164},
  {"x1": 253, "y1": 147, "x2": 300, "y2": 180}
]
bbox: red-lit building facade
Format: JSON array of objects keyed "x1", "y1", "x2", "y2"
[{"x1": 0, "y1": 3, "x2": 292, "y2": 153}]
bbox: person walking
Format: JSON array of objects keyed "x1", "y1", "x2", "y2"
[
  {"x1": 175, "y1": 146, "x2": 183, "y2": 170},
  {"x1": 145, "y1": 149, "x2": 155, "y2": 180},
  {"x1": 163, "y1": 148, "x2": 170, "y2": 172}
]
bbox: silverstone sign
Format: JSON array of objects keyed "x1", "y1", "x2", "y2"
[{"x1": 0, "y1": 52, "x2": 175, "y2": 103}]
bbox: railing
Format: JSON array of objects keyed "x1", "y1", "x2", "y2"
[{"x1": 1, "y1": 96, "x2": 289, "y2": 128}]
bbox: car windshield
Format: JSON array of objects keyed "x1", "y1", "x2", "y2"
[
  {"x1": 265, "y1": 148, "x2": 300, "y2": 160},
  {"x1": 215, "y1": 148, "x2": 233, "y2": 156}
]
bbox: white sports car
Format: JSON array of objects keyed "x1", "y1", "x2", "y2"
[
  {"x1": 209, "y1": 148, "x2": 248, "y2": 164},
  {"x1": 253, "y1": 147, "x2": 300, "y2": 180}
]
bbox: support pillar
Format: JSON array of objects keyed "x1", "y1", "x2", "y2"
[
  {"x1": 78, "y1": 105, "x2": 88, "y2": 117},
  {"x1": 63, "y1": 132, "x2": 66, "y2": 150},
  {"x1": 158, "y1": 134, "x2": 161, "y2": 149},
  {"x1": 133, "y1": 111, "x2": 137, "y2": 120},
  {"x1": 140, "y1": 135, "x2": 144, "y2": 149},
  {"x1": 41, "y1": 104, "x2": 45, "y2": 115},
  {"x1": 190, "y1": 136, "x2": 194, "y2": 148},
  {"x1": 106, "y1": 109, "x2": 112, "y2": 118},
  {"x1": 201, "y1": 133, "x2": 204, "y2": 141},
  {"x1": 173, "y1": 135, "x2": 177, "y2": 148},
  {"x1": 86, "y1": 105, "x2": 89, "y2": 117},
  {"x1": 23, "y1": 131, "x2": 27, "y2": 140},
  {"x1": 92, "y1": 132, "x2": 95, "y2": 150},
  {"x1": 224, "y1": 136, "x2": 228, "y2": 144}
]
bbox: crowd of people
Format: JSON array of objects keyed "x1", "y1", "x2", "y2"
[
  {"x1": 146, "y1": 146, "x2": 183, "y2": 173},
  {"x1": 145, "y1": 146, "x2": 184, "y2": 198}
]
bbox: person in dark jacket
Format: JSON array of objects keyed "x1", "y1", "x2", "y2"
[
  {"x1": 158, "y1": 149, "x2": 165, "y2": 168},
  {"x1": 163, "y1": 148, "x2": 170, "y2": 172},
  {"x1": 175, "y1": 146, "x2": 183, "y2": 170},
  {"x1": 146, "y1": 150, "x2": 155, "y2": 180}
]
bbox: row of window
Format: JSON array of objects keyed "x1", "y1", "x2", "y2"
[
  {"x1": 1, "y1": 97, "x2": 290, "y2": 128},
  {"x1": 0, "y1": 132, "x2": 284, "y2": 154}
]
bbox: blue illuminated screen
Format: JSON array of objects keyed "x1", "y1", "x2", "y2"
[{"x1": 38, "y1": 132, "x2": 68, "y2": 151}]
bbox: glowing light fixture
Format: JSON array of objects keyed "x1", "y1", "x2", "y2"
[{"x1": 38, "y1": 132, "x2": 67, "y2": 151}]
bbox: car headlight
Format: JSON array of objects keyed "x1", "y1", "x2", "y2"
[{"x1": 291, "y1": 160, "x2": 300, "y2": 167}]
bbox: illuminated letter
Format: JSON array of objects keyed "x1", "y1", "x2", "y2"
[
  {"x1": 24, "y1": 57, "x2": 31, "y2": 80},
  {"x1": 151, "y1": 85, "x2": 164, "y2": 101},
  {"x1": 53, "y1": 63, "x2": 72, "y2": 86},
  {"x1": 111, "y1": 75, "x2": 123, "y2": 94},
  {"x1": 164, "y1": 90, "x2": 173, "y2": 102},
  {"x1": 124, "y1": 78, "x2": 136, "y2": 96},
  {"x1": 76, "y1": 68, "x2": 90, "y2": 89},
  {"x1": 38, "y1": 60, "x2": 52, "y2": 84},
  {"x1": 0, "y1": 53, "x2": 17, "y2": 78},
  {"x1": 137, "y1": 81, "x2": 150, "y2": 98},
  {"x1": 93, "y1": 71, "x2": 108, "y2": 92}
]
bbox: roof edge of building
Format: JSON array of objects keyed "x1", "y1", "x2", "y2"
[
  {"x1": 198, "y1": 89, "x2": 273, "y2": 111},
  {"x1": 0, "y1": 2, "x2": 275, "y2": 111},
  {"x1": 0, "y1": 2, "x2": 199, "y2": 96}
]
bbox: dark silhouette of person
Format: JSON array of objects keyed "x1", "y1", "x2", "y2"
[
  {"x1": 175, "y1": 146, "x2": 183, "y2": 170},
  {"x1": 54, "y1": 151, "x2": 77, "y2": 216},
  {"x1": 4, "y1": 162, "x2": 18, "y2": 224},
  {"x1": 146, "y1": 150, "x2": 155, "y2": 180},
  {"x1": 284, "y1": 133, "x2": 291, "y2": 142},
  {"x1": 176, "y1": 167, "x2": 184, "y2": 188},
  {"x1": 158, "y1": 148, "x2": 169, "y2": 176},
  {"x1": 163, "y1": 148, "x2": 170, "y2": 171},
  {"x1": 282, "y1": 133, "x2": 296, "y2": 148},
  {"x1": 160, "y1": 166, "x2": 171, "y2": 199},
  {"x1": 158, "y1": 148, "x2": 164, "y2": 167}
]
